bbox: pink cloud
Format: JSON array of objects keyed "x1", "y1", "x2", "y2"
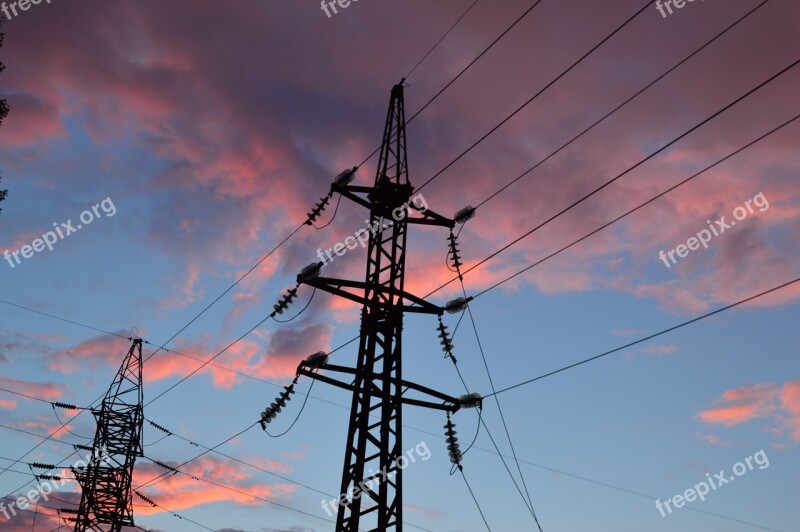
[
  {"x1": 696, "y1": 381, "x2": 800, "y2": 443},
  {"x1": 0, "y1": 376, "x2": 64, "y2": 401},
  {"x1": 47, "y1": 334, "x2": 135, "y2": 374},
  {"x1": 694, "y1": 433, "x2": 730, "y2": 447},
  {"x1": 642, "y1": 344, "x2": 677, "y2": 356},
  {"x1": 0, "y1": 399, "x2": 18, "y2": 409},
  {"x1": 133, "y1": 455, "x2": 296, "y2": 515}
]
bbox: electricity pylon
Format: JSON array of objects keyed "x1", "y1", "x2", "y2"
[
  {"x1": 63, "y1": 338, "x2": 144, "y2": 531},
  {"x1": 296, "y1": 81, "x2": 469, "y2": 531}
]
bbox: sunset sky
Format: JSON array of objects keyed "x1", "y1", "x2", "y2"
[{"x1": 1, "y1": 0, "x2": 799, "y2": 530}]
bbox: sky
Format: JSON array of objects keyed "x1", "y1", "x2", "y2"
[{"x1": 0, "y1": 0, "x2": 799, "y2": 530}]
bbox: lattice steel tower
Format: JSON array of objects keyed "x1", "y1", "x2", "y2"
[
  {"x1": 68, "y1": 338, "x2": 144, "y2": 532},
  {"x1": 297, "y1": 81, "x2": 461, "y2": 531}
]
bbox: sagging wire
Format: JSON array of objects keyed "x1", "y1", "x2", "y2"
[
  {"x1": 440, "y1": 212, "x2": 544, "y2": 529},
  {"x1": 313, "y1": 194, "x2": 342, "y2": 229},
  {"x1": 306, "y1": 194, "x2": 332, "y2": 227},
  {"x1": 140, "y1": 420, "x2": 172, "y2": 449},
  {"x1": 310, "y1": 166, "x2": 355, "y2": 230},
  {"x1": 264, "y1": 379, "x2": 315, "y2": 438},
  {"x1": 134, "y1": 490, "x2": 215, "y2": 531},
  {"x1": 50, "y1": 404, "x2": 92, "y2": 440},
  {"x1": 444, "y1": 212, "x2": 470, "y2": 272},
  {"x1": 460, "y1": 401, "x2": 483, "y2": 460},
  {"x1": 260, "y1": 352, "x2": 328, "y2": 437}
]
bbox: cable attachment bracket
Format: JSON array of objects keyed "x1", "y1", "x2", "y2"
[{"x1": 260, "y1": 376, "x2": 299, "y2": 429}]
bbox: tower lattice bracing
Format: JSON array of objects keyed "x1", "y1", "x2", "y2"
[
  {"x1": 69, "y1": 338, "x2": 144, "y2": 532},
  {"x1": 297, "y1": 81, "x2": 459, "y2": 531}
]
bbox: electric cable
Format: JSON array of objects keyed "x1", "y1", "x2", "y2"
[
  {"x1": 445, "y1": 231, "x2": 545, "y2": 527},
  {"x1": 460, "y1": 289, "x2": 544, "y2": 531},
  {"x1": 355, "y1": 0, "x2": 544, "y2": 169},
  {"x1": 0, "y1": 299, "x2": 130, "y2": 341},
  {"x1": 405, "y1": 0, "x2": 481, "y2": 78},
  {"x1": 459, "y1": 468, "x2": 492, "y2": 531},
  {"x1": 471, "y1": 111, "x2": 800, "y2": 300},
  {"x1": 414, "y1": 0, "x2": 652, "y2": 194},
  {"x1": 487, "y1": 276, "x2": 800, "y2": 399},
  {"x1": 472, "y1": 0, "x2": 771, "y2": 211},
  {"x1": 425, "y1": 55, "x2": 800, "y2": 298},
  {"x1": 133, "y1": 490, "x2": 216, "y2": 532},
  {"x1": 139, "y1": 456, "x2": 338, "y2": 527},
  {"x1": 406, "y1": 0, "x2": 545, "y2": 127},
  {"x1": 144, "y1": 285, "x2": 308, "y2": 406}
]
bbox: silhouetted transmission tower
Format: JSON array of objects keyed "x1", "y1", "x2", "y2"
[
  {"x1": 62, "y1": 338, "x2": 144, "y2": 532},
  {"x1": 289, "y1": 80, "x2": 476, "y2": 531}
]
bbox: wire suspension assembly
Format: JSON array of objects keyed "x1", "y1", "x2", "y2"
[
  {"x1": 260, "y1": 376, "x2": 299, "y2": 430},
  {"x1": 447, "y1": 230, "x2": 463, "y2": 273},
  {"x1": 437, "y1": 316, "x2": 457, "y2": 363},
  {"x1": 272, "y1": 286, "x2": 298, "y2": 316},
  {"x1": 445, "y1": 412, "x2": 463, "y2": 473},
  {"x1": 306, "y1": 195, "x2": 332, "y2": 226}
]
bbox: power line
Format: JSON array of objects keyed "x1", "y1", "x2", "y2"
[
  {"x1": 0, "y1": 299, "x2": 131, "y2": 341},
  {"x1": 0, "y1": 421, "x2": 341, "y2": 528},
  {"x1": 487, "y1": 277, "x2": 800, "y2": 398},
  {"x1": 0, "y1": 3, "x2": 548, "y2": 503},
  {"x1": 426, "y1": 55, "x2": 800, "y2": 298},
  {"x1": 138, "y1": 456, "x2": 339, "y2": 528},
  {"x1": 0, "y1": 303, "x2": 351, "y2": 412},
  {"x1": 356, "y1": 0, "x2": 544, "y2": 168},
  {"x1": 144, "y1": 285, "x2": 307, "y2": 406},
  {"x1": 143, "y1": 417, "x2": 330, "y2": 498},
  {"x1": 459, "y1": 468, "x2": 492, "y2": 531},
  {"x1": 473, "y1": 0, "x2": 771, "y2": 210},
  {"x1": 1, "y1": 393, "x2": 778, "y2": 530},
  {"x1": 136, "y1": 422, "x2": 259, "y2": 491},
  {"x1": 219, "y1": 96, "x2": 796, "y2": 522},
  {"x1": 139, "y1": 421, "x2": 435, "y2": 531},
  {"x1": 133, "y1": 490, "x2": 216, "y2": 532},
  {"x1": 0, "y1": 381, "x2": 511, "y2": 531},
  {"x1": 414, "y1": 0, "x2": 652, "y2": 194},
  {"x1": 442, "y1": 238, "x2": 544, "y2": 524},
  {"x1": 446, "y1": 229, "x2": 542, "y2": 524},
  {"x1": 405, "y1": 0, "x2": 481, "y2": 78},
  {"x1": 408, "y1": 0, "x2": 543, "y2": 127},
  {"x1": 461, "y1": 290, "x2": 544, "y2": 531},
  {"x1": 472, "y1": 111, "x2": 800, "y2": 299},
  {"x1": 141, "y1": 240, "x2": 306, "y2": 366}
]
